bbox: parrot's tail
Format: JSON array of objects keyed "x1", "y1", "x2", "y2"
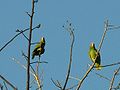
[{"x1": 95, "y1": 63, "x2": 102, "y2": 70}]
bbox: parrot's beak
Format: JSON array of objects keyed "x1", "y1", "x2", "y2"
[
  {"x1": 91, "y1": 42, "x2": 95, "y2": 47},
  {"x1": 41, "y1": 37, "x2": 45, "y2": 42}
]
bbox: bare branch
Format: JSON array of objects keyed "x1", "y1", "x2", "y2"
[
  {"x1": 76, "y1": 62, "x2": 95, "y2": 90},
  {"x1": 3, "y1": 81, "x2": 8, "y2": 90},
  {"x1": 0, "y1": 24, "x2": 41, "y2": 52},
  {"x1": 16, "y1": 30, "x2": 29, "y2": 41},
  {"x1": 31, "y1": 42, "x2": 40, "y2": 45},
  {"x1": 12, "y1": 58, "x2": 42, "y2": 90},
  {"x1": 12, "y1": 58, "x2": 35, "y2": 77},
  {"x1": 22, "y1": 51, "x2": 42, "y2": 90},
  {"x1": 34, "y1": 0, "x2": 39, "y2": 3},
  {"x1": 98, "y1": 19, "x2": 109, "y2": 52},
  {"x1": 76, "y1": 19, "x2": 109, "y2": 90},
  {"x1": 22, "y1": 51, "x2": 28, "y2": 60},
  {"x1": 109, "y1": 66, "x2": 120, "y2": 90},
  {"x1": 62, "y1": 21, "x2": 75, "y2": 90},
  {"x1": 21, "y1": 52, "x2": 38, "y2": 76},
  {"x1": 66, "y1": 84, "x2": 78, "y2": 90},
  {"x1": 95, "y1": 73, "x2": 111, "y2": 81},
  {"x1": 114, "y1": 82, "x2": 120, "y2": 90},
  {"x1": 26, "y1": 12, "x2": 31, "y2": 17},
  {"x1": 0, "y1": 83, "x2": 3, "y2": 90},
  {"x1": 51, "y1": 78, "x2": 62, "y2": 89},
  {"x1": 35, "y1": 57, "x2": 42, "y2": 90},
  {"x1": 26, "y1": 0, "x2": 35, "y2": 90},
  {"x1": 69, "y1": 76, "x2": 81, "y2": 81},
  {"x1": 108, "y1": 25, "x2": 120, "y2": 30},
  {"x1": 101, "y1": 61, "x2": 120, "y2": 68},
  {"x1": 0, "y1": 75, "x2": 17, "y2": 90},
  {"x1": 30, "y1": 61, "x2": 48, "y2": 64},
  {"x1": 24, "y1": 52, "x2": 44, "y2": 90}
]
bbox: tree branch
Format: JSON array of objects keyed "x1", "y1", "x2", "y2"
[
  {"x1": 95, "y1": 72, "x2": 111, "y2": 81},
  {"x1": 62, "y1": 21, "x2": 75, "y2": 90},
  {"x1": 12, "y1": 57, "x2": 42, "y2": 90},
  {"x1": 30, "y1": 61, "x2": 48, "y2": 64},
  {"x1": 3, "y1": 81, "x2": 8, "y2": 90},
  {"x1": 26, "y1": 0, "x2": 35, "y2": 90},
  {"x1": 0, "y1": 24, "x2": 40, "y2": 52},
  {"x1": 101, "y1": 61, "x2": 120, "y2": 68},
  {"x1": 76, "y1": 19, "x2": 109, "y2": 90},
  {"x1": 98, "y1": 19, "x2": 109, "y2": 52},
  {"x1": 16, "y1": 30, "x2": 29, "y2": 41},
  {"x1": 109, "y1": 66, "x2": 120, "y2": 90},
  {"x1": 51, "y1": 78, "x2": 62, "y2": 89},
  {"x1": 0, "y1": 83, "x2": 3, "y2": 90},
  {"x1": 0, "y1": 75, "x2": 17, "y2": 90},
  {"x1": 75, "y1": 62, "x2": 95, "y2": 90}
]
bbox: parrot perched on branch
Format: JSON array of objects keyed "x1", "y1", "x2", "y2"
[
  {"x1": 88, "y1": 42, "x2": 101, "y2": 70},
  {"x1": 32, "y1": 37, "x2": 45, "y2": 59}
]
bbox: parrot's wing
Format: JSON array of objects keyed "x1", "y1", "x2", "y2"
[
  {"x1": 95, "y1": 52, "x2": 101, "y2": 65},
  {"x1": 34, "y1": 43, "x2": 41, "y2": 51},
  {"x1": 89, "y1": 49, "x2": 96, "y2": 61},
  {"x1": 32, "y1": 44, "x2": 40, "y2": 59},
  {"x1": 88, "y1": 50, "x2": 92, "y2": 60}
]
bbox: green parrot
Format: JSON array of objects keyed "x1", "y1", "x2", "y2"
[
  {"x1": 32, "y1": 37, "x2": 45, "y2": 59},
  {"x1": 88, "y1": 42, "x2": 101, "y2": 70}
]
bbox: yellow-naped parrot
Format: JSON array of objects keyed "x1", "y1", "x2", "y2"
[
  {"x1": 88, "y1": 42, "x2": 101, "y2": 70},
  {"x1": 32, "y1": 37, "x2": 45, "y2": 59}
]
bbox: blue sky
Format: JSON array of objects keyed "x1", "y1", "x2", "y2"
[{"x1": 0, "y1": 0, "x2": 120, "y2": 90}]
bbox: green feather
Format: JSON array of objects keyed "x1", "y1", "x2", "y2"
[
  {"x1": 88, "y1": 42, "x2": 101, "y2": 70},
  {"x1": 32, "y1": 37, "x2": 45, "y2": 59}
]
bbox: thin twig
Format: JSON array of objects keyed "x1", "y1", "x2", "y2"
[
  {"x1": 31, "y1": 42, "x2": 39, "y2": 45},
  {"x1": 12, "y1": 58, "x2": 35, "y2": 77},
  {"x1": 98, "y1": 20, "x2": 109, "y2": 52},
  {"x1": 109, "y1": 66, "x2": 120, "y2": 90},
  {"x1": 113, "y1": 82, "x2": 120, "y2": 90},
  {"x1": 0, "y1": 75, "x2": 17, "y2": 90},
  {"x1": 95, "y1": 73, "x2": 111, "y2": 81},
  {"x1": 76, "y1": 19, "x2": 109, "y2": 90},
  {"x1": 66, "y1": 84, "x2": 78, "y2": 90},
  {"x1": 57, "y1": 80, "x2": 62, "y2": 89},
  {"x1": 35, "y1": 57, "x2": 42, "y2": 90},
  {"x1": 22, "y1": 51, "x2": 42, "y2": 90},
  {"x1": 30, "y1": 61, "x2": 48, "y2": 64},
  {"x1": 12, "y1": 58, "x2": 41, "y2": 90},
  {"x1": 101, "y1": 61, "x2": 120, "y2": 68},
  {"x1": 75, "y1": 63, "x2": 95, "y2": 90},
  {"x1": 0, "y1": 24, "x2": 41, "y2": 52},
  {"x1": 69, "y1": 76, "x2": 81, "y2": 81},
  {"x1": 0, "y1": 83, "x2": 3, "y2": 90},
  {"x1": 62, "y1": 21, "x2": 75, "y2": 90},
  {"x1": 3, "y1": 81, "x2": 8, "y2": 90},
  {"x1": 22, "y1": 51, "x2": 28, "y2": 60},
  {"x1": 109, "y1": 25, "x2": 120, "y2": 30},
  {"x1": 51, "y1": 78, "x2": 62, "y2": 89},
  {"x1": 26, "y1": 0, "x2": 35, "y2": 90},
  {"x1": 16, "y1": 30, "x2": 29, "y2": 41}
]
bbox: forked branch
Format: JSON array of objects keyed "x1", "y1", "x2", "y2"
[
  {"x1": 109, "y1": 66, "x2": 120, "y2": 90},
  {"x1": 0, "y1": 24, "x2": 40, "y2": 52},
  {"x1": 0, "y1": 75, "x2": 17, "y2": 90},
  {"x1": 26, "y1": 0, "x2": 35, "y2": 90},
  {"x1": 76, "y1": 19, "x2": 109, "y2": 90},
  {"x1": 62, "y1": 21, "x2": 75, "y2": 90}
]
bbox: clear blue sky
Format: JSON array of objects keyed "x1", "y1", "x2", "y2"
[{"x1": 0, "y1": 0, "x2": 120, "y2": 90}]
